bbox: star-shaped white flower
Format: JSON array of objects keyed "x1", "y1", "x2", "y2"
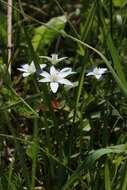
[
  {"x1": 39, "y1": 66, "x2": 75, "y2": 93},
  {"x1": 18, "y1": 61, "x2": 36, "y2": 77},
  {"x1": 39, "y1": 54, "x2": 67, "y2": 65},
  {"x1": 86, "y1": 67, "x2": 107, "y2": 79},
  {"x1": 18, "y1": 61, "x2": 46, "y2": 77}
]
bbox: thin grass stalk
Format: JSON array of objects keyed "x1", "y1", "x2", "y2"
[
  {"x1": 31, "y1": 119, "x2": 38, "y2": 190},
  {"x1": 109, "y1": 0, "x2": 113, "y2": 37},
  {"x1": 7, "y1": 0, "x2": 13, "y2": 74},
  {"x1": 53, "y1": 0, "x2": 79, "y2": 37}
]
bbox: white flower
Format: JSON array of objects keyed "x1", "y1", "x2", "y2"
[
  {"x1": 86, "y1": 67, "x2": 107, "y2": 79},
  {"x1": 39, "y1": 66, "x2": 74, "y2": 93},
  {"x1": 116, "y1": 14, "x2": 122, "y2": 25},
  {"x1": 18, "y1": 62, "x2": 46, "y2": 77},
  {"x1": 39, "y1": 54, "x2": 67, "y2": 65},
  {"x1": 18, "y1": 61, "x2": 36, "y2": 77}
]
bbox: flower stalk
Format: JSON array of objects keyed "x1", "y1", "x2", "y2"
[{"x1": 7, "y1": 0, "x2": 13, "y2": 74}]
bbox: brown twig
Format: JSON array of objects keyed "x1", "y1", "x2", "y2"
[{"x1": 7, "y1": 0, "x2": 13, "y2": 74}]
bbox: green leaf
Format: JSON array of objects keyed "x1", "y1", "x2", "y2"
[
  {"x1": 105, "y1": 160, "x2": 112, "y2": 190},
  {"x1": 32, "y1": 15, "x2": 67, "y2": 51},
  {"x1": 112, "y1": 0, "x2": 127, "y2": 7},
  {"x1": 102, "y1": 22, "x2": 127, "y2": 89},
  {"x1": 119, "y1": 160, "x2": 127, "y2": 190},
  {"x1": 61, "y1": 144, "x2": 127, "y2": 190}
]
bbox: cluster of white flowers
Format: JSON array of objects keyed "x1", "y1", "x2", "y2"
[
  {"x1": 18, "y1": 54, "x2": 75, "y2": 93},
  {"x1": 18, "y1": 54, "x2": 107, "y2": 93}
]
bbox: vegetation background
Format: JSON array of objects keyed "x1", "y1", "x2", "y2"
[{"x1": 1, "y1": 0, "x2": 127, "y2": 189}]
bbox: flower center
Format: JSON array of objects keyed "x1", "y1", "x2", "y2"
[
  {"x1": 51, "y1": 74, "x2": 58, "y2": 82},
  {"x1": 28, "y1": 65, "x2": 35, "y2": 73},
  {"x1": 94, "y1": 69, "x2": 99, "y2": 75},
  {"x1": 28, "y1": 67, "x2": 32, "y2": 73},
  {"x1": 52, "y1": 54, "x2": 58, "y2": 64}
]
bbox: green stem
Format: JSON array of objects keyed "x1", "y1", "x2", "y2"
[{"x1": 31, "y1": 118, "x2": 38, "y2": 190}]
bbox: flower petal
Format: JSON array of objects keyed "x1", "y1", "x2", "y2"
[
  {"x1": 59, "y1": 71, "x2": 75, "y2": 78},
  {"x1": 39, "y1": 56, "x2": 52, "y2": 62},
  {"x1": 58, "y1": 57, "x2": 67, "y2": 62},
  {"x1": 39, "y1": 71, "x2": 50, "y2": 78},
  {"x1": 22, "y1": 64, "x2": 29, "y2": 70},
  {"x1": 22, "y1": 72, "x2": 30, "y2": 77},
  {"x1": 17, "y1": 64, "x2": 29, "y2": 72},
  {"x1": 59, "y1": 67, "x2": 75, "y2": 78},
  {"x1": 60, "y1": 67, "x2": 72, "y2": 73},
  {"x1": 50, "y1": 82, "x2": 59, "y2": 93},
  {"x1": 40, "y1": 64, "x2": 46, "y2": 69},
  {"x1": 86, "y1": 72, "x2": 94, "y2": 76},
  {"x1": 98, "y1": 68, "x2": 107, "y2": 74},
  {"x1": 50, "y1": 66, "x2": 58, "y2": 75},
  {"x1": 30, "y1": 61, "x2": 36, "y2": 72},
  {"x1": 95, "y1": 74, "x2": 102, "y2": 79},
  {"x1": 17, "y1": 68, "x2": 27, "y2": 72},
  {"x1": 39, "y1": 78, "x2": 51, "y2": 82},
  {"x1": 59, "y1": 78, "x2": 73, "y2": 86}
]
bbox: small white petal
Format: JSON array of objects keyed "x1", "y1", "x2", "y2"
[
  {"x1": 39, "y1": 78, "x2": 51, "y2": 82},
  {"x1": 50, "y1": 82, "x2": 59, "y2": 93},
  {"x1": 30, "y1": 61, "x2": 36, "y2": 72},
  {"x1": 86, "y1": 72, "x2": 94, "y2": 76},
  {"x1": 17, "y1": 68, "x2": 27, "y2": 72},
  {"x1": 17, "y1": 64, "x2": 29, "y2": 72},
  {"x1": 58, "y1": 57, "x2": 67, "y2": 62},
  {"x1": 98, "y1": 68, "x2": 107, "y2": 74},
  {"x1": 22, "y1": 72, "x2": 30, "y2": 77},
  {"x1": 39, "y1": 71, "x2": 50, "y2": 78},
  {"x1": 95, "y1": 74, "x2": 102, "y2": 79},
  {"x1": 59, "y1": 67, "x2": 75, "y2": 78},
  {"x1": 60, "y1": 67, "x2": 72, "y2": 73},
  {"x1": 59, "y1": 78, "x2": 73, "y2": 86},
  {"x1": 50, "y1": 66, "x2": 58, "y2": 75},
  {"x1": 22, "y1": 64, "x2": 29, "y2": 70},
  {"x1": 40, "y1": 64, "x2": 46, "y2": 69},
  {"x1": 59, "y1": 71, "x2": 75, "y2": 78},
  {"x1": 30, "y1": 61, "x2": 35, "y2": 66}
]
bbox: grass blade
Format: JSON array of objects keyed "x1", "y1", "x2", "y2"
[{"x1": 105, "y1": 160, "x2": 112, "y2": 190}]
